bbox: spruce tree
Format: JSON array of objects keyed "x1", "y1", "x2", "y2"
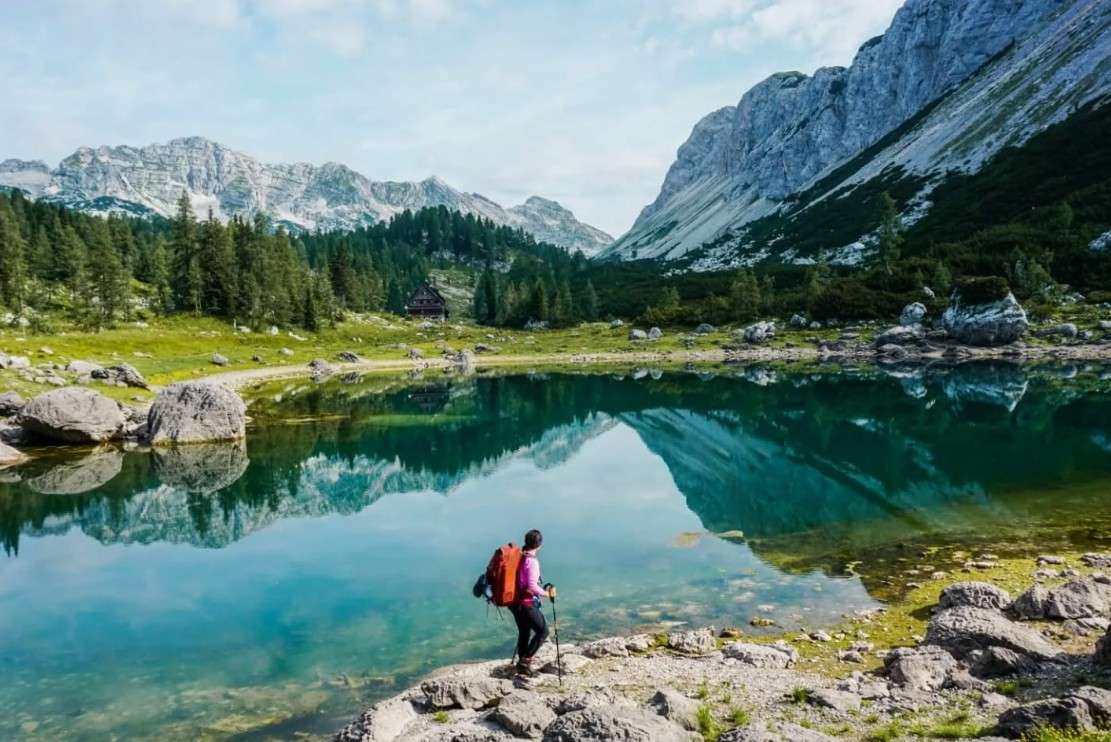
[
  {"x1": 582, "y1": 279, "x2": 599, "y2": 321},
  {"x1": 877, "y1": 193, "x2": 903, "y2": 276},
  {"x1": 0, "y1": 205, "x2": 27, "y2": 311}
]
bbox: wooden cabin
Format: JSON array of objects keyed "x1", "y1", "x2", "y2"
[{"x1": 404, "y1": 282, "x2": 449, "y2": 320}]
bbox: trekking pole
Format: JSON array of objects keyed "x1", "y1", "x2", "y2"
[{"x1": 546, "y1": 584, "x2": 563, "y2": 688}]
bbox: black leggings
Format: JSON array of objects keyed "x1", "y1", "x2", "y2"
[{"x1": 511, "y1": 600, "x2": 549, "y2": 660}]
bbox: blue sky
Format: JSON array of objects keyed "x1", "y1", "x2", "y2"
[{"x1": 0, "y1": 0, "x2": 902, "y2": 236}]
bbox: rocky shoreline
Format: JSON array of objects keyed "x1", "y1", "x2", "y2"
[{"x1": 336, "y1": 557, "x2": 1111, "y2": 741}]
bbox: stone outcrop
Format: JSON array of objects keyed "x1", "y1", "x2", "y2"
[
  {"x1": 939, "y1": 582, "x2": 1012, "y2": 611},
  {"x1": 721, "y1": 641, "x2": 797, "y2": 669},
  {"x1": 942, "y1": 292, "x2": 1029, "y2": 346},
  {"x1": 491, "y1": 690, "x2": 557, "y2": 739},
  {"x1": 17, "y1": 388, "x2": 124, "y2": 443},
  {"x1": 740, "y1": 321, "x2": 775, "y2": 344},
  {"x1": 420, "y1": 677, "x2": 512, "y2": 711},
  {"x1": 899, "y1": 302, "x2": 927, "y2": 327},
  {"x1": 925, "y1": 606, "x2": 1061, "y2": 661},
  {"x1": 666, "y1": 628, "x2": 716, "y2": 655},
  {"x1": 146, "y1": 382, "x2": 247, "y2": 445},
  {"x1": 542, "y1": 706, "x2": 697, "y2": 742},
  {"x1": 995, "y1": 687, "x2": 1111, "y2": 738},
  {"x1": 884, "y1": 646, "x2": 962, "y2": 691}
]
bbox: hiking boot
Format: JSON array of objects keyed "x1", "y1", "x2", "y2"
[{"x1": 515, "y1": 656, "x2": 535, "y2": 677}]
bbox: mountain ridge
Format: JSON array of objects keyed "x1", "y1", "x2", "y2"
[
  {"x1": 0, "y1": 136, "x2": 613, "y2": 256},
  {"x1": 602, "y1": 0, "x2": 1111, "y2": 267}
]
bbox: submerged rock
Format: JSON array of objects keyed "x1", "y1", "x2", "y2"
[
  {"x1": 26, "y1": 448, "x2": 124, "y2": 495},
  {"x1": 153, "y1": 440, "x2": 249, "y2": 494},
  {"x1": 0, "y1": 440, "x2": 28, "y2": 467},
  {"x1": 147, "y1": 383, "x2": 247, "y2": 445},
  {"x1": 18, "y1": 388, "x2": 124, "y2": 443}
]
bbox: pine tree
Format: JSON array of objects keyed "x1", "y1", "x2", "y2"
[
  {"x1": 0, "y1": 205, "x2": 27, "y2": 311},
  {"x1": 169, "y1": 191, "x2": 201, "y2": 311},
  {"x1": 473, "y1": 272, "x2": 489, "y2": 323},
  {"x1": 148, "y1": 238, "x2": 172, "y2": 313},
  {"x1": 729, "y1": 269, "x2": 760, "y2": 321},
  {"x1": 582, "y1": 279, "x2": 599, "y2": 321},
  {"x1": 877, "y1": 192, "x2": 903, "y2": 276},
  {"x1": 87, "y1": 221, "x2": 129, "y2": 325}
]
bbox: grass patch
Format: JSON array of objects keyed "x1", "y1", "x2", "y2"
[
  {"x1": 696, "y1": 704, "x2": 721, "y2": 742},
  {"x1": 696, "y1": 682, "x2": 711, "y2": 700},
  {"x1": 789, "y1": 687, "x2": 813, "y2": 704},
  {"x1": 866, "y1": 721, "x2": 904, "y2": 742},
  {"x1": 1022, "y1": 730, "x2": 1111, "y2": 742},
  {"x1": 727, "y1": 706, "x2": 750, "y2": 727},
  {"x1": 432, "y1": 710, "x2": 449, "y2": 724},
  {"x1": 993, "y1": 678, "x2": 1035, "y2": 697},
  {"x1": 928, "y1": 710, "x2": 991, "y2": 739}
]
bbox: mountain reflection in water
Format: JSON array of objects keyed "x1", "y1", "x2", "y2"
[{"x1": 3, "y1": 361, "x2": 1109, "y2": 560}]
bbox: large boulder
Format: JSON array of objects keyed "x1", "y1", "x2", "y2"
[
  {"x1": 721, "y1": 641, "x2": 797, "y2": 669},
  {"x1": 884, "y1": 646, "x2": 961, "y2": 691},
  {"x1": 666, "y1": 628, "x2": 716, "y2": 655},
  {"x1": 741, "y1": 321, "x2": 776, "y2": 344},
  {"x1": 995, "y1": 687, "x2": 1111, "y2": 738},
  {"x1": 899, "y1": 302, "x2": 927, "y2": 326},
  {"x1": 925, "y1": 606, "x2": 1062, "y2": 661},
  {"x1": 542, "y1": 706, "x2": 698, "y2": 742},
  {"x1": 628, "y1": 329, "x2": 648, "y2": 341},
  {"x1": 939, "y1": 582, "x2": 1012, "y2": 611},
  {"x1": 1044, "y1": 578, "x2": 1111, "y2": 619},
  {"x1": 648, "y1": 327, "x2": 663, "y2": 340},
  {"x1": 66, "y1": 360, "x2": 103, "y2": 376},
  {"x1": 18, "y1": 388, "x2": 124, "y2": 443},
  {"x1": 1009, "y1": 585, "x2": 1051, "y2": 620},
  {"x1": 490, "y1": 690, "x2": 557, "y2": 739},
  {"x1": 581, "y1": 637, "x2": 629, "y2": 658},
  {"x1": 146, "y1": 383, "x2": 247, "y2": 445},
  {"x1": 107, "y1": 363, "x2": 147, "y2": 389},
  {"x1": 1095, "y1": 625, "x2": 1111, "y2": 666},
  {"x1": 873, "y1": 324, "x2": 924, "y2": 347},
  {"x1": 942, "y1": 291, "x2": 1028, "y2": 346},
  {"x1": 971, "y1": 646, "x2": 1037, "y2": 678}
]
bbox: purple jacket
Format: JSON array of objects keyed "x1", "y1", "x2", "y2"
[{"x1": 517, "y1": 550, "x2": 545, "y2": 605}]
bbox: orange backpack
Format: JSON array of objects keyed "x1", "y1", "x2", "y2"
[{"x1": 485, "y1": 543, "x2": 523, "y2": 607}]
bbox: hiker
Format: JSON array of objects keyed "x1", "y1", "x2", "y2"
[{"x1": 511, "y1": 529, "x2": 556, "y2": 676}]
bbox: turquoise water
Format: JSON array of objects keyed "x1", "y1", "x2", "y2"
[{"x1": 1, "y1": 362, "x2": 1110, "y2": 740}]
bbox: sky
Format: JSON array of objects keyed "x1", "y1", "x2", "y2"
[{"x1": 0, "y1": 0, "x2": 903, "y2": 237}]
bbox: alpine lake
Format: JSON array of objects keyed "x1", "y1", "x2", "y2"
[{"x1": 2, "y1": 360, "x2": 1111, "y2": 741}]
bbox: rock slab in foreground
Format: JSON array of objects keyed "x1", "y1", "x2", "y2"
[
  {"x1": 720, "y1": 722, "x2": 835, "y2": 741},
  {"x1": 147, "y1": 383, "x2": 247, "y2": 445},
  {"x1": 542, "y1": 706, "x2": 698, "y2": 742},
  {"x1": 491, "y1": 690, "x2": 557, "y2": 739},
  {"x1": 17, "y1": 388, "x2": 124, "y2": 443}
]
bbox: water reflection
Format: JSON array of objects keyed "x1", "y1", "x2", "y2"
[{"x1": 1, "y1": 361, "x2": 1109, "y2": 558}]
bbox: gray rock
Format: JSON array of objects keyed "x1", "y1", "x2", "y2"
[
  {"x1": 873, "y1": 325, "x2": 924, "y2": 347},
  {"x1": 581, "y1": 637, "x2": 629, "y2": 658},
  {"x1": 420, "y1": 678, "x2": 512, "y2": 710},
  {"x1": 721, "y1": 641, "x2": 797, "y2": 669},
  {"x1": 1082, "y1": 553, "x2": 1111, "y2": 568},
  {"x1": 939, "y1": 582, "x2": 1012, "y2": 611},
  {"x1": 1071, "y1": 686, "x2": 1111, "y2": 727},
  {"x1": 649, "y1": 688, "x2": 700, "y2": 731},
  {"x1": 18, "y1": 388, "x2": 124, "y2": 443},
  {"x1": 741, "y1": 321, "x2": 776, "y2": 344},
  {"x1": 1008, "y1": 585, "x2": 1050, "y2": 620},
  {"x1": 335, "y1": 697, "x2": 418, "y2": 742},
  {"x1": 719, "y1": 722, "x2": 835, "y2": 741},
  {"x1": 542, "y1": 706, "x2": 697, "y2": 742},
  {"x1": 490, "y1": 690, "x2": 556, "y2": 739},
  {"x1": 7, "y1": 355, "x2": 30, "y2": 370},
  {"x1": 108, "y1": 363, "x2": 148, "y2": 389},
  {"x1": 453, "y1": 350, "x2": 476, "y2": 373},
  {"x1": 809, "y1": 688, "x2": 861, "y2": 713},
  {"x1": 667, "y1": 628, "x2": 716, "y2": 655},
  {"x1": 884, "y1": 646, "x2": 960, "y2": 691},
  {"x1": 309, "y1": 358, "x2": 333, "y2": 378},
  {"x1": 408, "y1": 347, "x2": 424, "y2": 360},
  {"x1": 1042, "y1": 322, "x2": 1078, "y2": 339},
  {"x1": 624, "y1": 634, "x2": 654, "y2": 652},
  {"x1": 279, "y1": 347, "x2": 295, "y2": 357},
  {"x1": 0, "y1": 391, "x2": 25, "y2": 416},
  {"x1": 648, "y1": 327, "x2": 663, "y2": 340},
  {"x1": 539, "y1": 653, "x2": 590, "y2": 676},
  {"x1": 211, "y1": 353, "x2": 230, "y2": 366},
  {"x1": 66, "y1": 360, "x2": 103, "y2": 376},
  {"x1": 877, "y1": 343, "x2": 908, "y2": 361},
  {"x1": 26, "y1": 448, "x2": 124, "y2": 495},
  {"x1": 970, "y1": 646, "x2": 1037, "y2": 678},
  {"x1": 337, "y1": 351, "x2": 362, "y2": 363},
  {"x1": 694, "y1": 323, "x2": 716, "y2": 334},
  {"x1": 554, "y1": 689, "x2": 632, "y2": 715},
  {"x1": 899, "y1": 302, "x2": 927, "y2": 326},
  {"x1": 942, "y1": 292, "x2": 1028, "y2": 346},
  {"x1": 789, "y1": 313, "x2": 808, "y2": 328},
  {"x1": 628, "y1": 329, "x2": 648, "y2": 341},
  {"x1": 926, "y1": 606, "x2": 1062, "y2": 661},
  {"x1": 996, "y1": 697, "x2": 1090, "y2": 738},
  {"x1": 1044, "y1": 578, "x2": 1111, "y2": 619},
  {"x1": 147, "y1": 382, "x2": 247, "y2": 445}
]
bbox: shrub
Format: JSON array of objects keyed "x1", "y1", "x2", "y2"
[{"x1": 696, "y1": 705, "x2": 721, "y2": 741}]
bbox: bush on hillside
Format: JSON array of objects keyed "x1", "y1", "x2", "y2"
[{"x1": 954, "y1": 276, "x2": 1011, "y2": 304}]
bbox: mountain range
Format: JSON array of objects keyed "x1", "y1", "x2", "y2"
[
  {"x1": 601, "y1": 0, "x2": 1111, "y2": 267},
  {"x1": 0, "y1": 137, "x2": 613, "y2": 256}
]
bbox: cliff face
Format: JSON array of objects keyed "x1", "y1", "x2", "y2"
[
  {"x1": 0, "y1": 137, "x2": 612, "y2": 254},
  {"x1": 603, "y1": 0, "x2": 1111, "y2": 265}
]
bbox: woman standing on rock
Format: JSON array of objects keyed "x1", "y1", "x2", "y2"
[{"x1": 512, "y1": 529, "x2": 556, "y2": 676}]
